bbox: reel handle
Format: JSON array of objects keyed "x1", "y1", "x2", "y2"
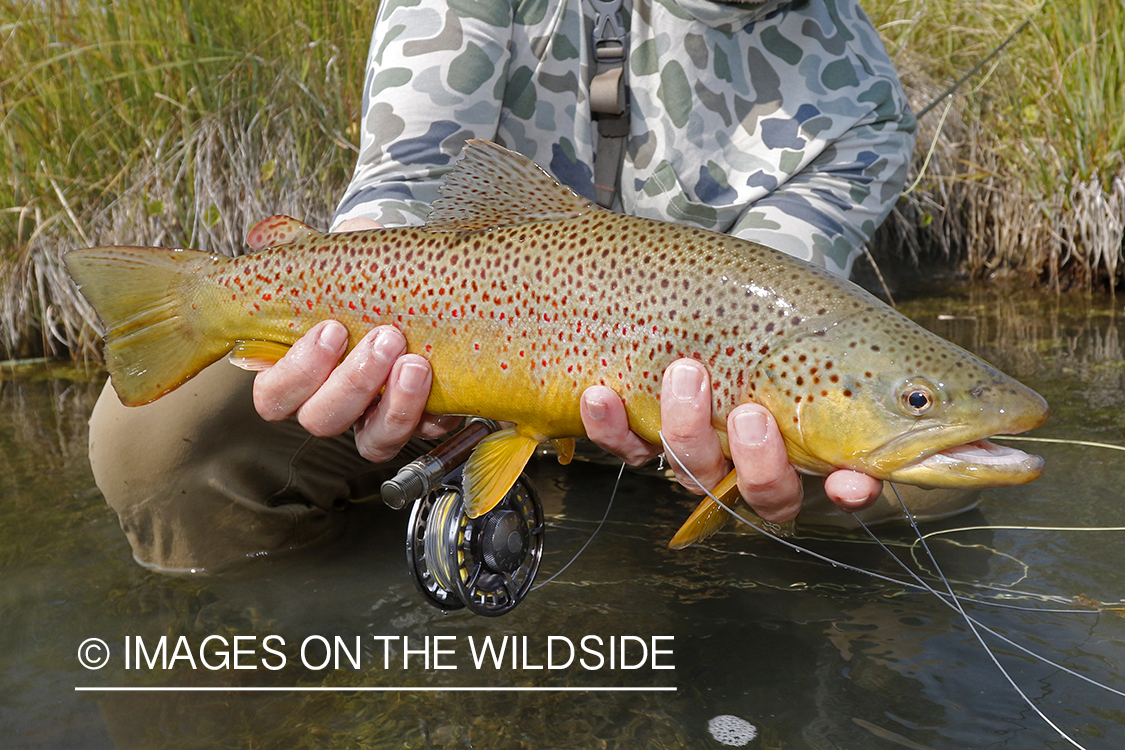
[{"x1": 380, "y1": 418, "x2": 499, "y2": 509}]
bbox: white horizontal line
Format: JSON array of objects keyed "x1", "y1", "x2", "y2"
[{"x1": 75, "y1": 686, "x2": 677, "y2": 693}]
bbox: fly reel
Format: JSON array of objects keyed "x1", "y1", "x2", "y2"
[
  {"x1": 406, "y1": 473, "x2": 543, "y2": 616},
  {"x1": 383, "y1": 419, "x2": 545, "y2": 617}
]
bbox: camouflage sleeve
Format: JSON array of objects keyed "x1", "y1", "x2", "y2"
[
  {"x1": 623, "y1": 0, "x2": 917, "y2": 280},
  {"x1": 729, "y1": 98, "x2": 916, "y2": 279},
  {"x1": 331, "y1": 0, "x2": 516, "y2": 229}
]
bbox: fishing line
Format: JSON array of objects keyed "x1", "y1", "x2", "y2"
[
  {"x1": 656, "y1": 438, "x2": 1097, "y2": 612},
  {"x1": 855, "y1": 504, "x2": 1125, "y2": 701},
  {"x1": 883, "y1": 483, "x2": 1091, "y2": 750},
  {"x1": 657, "y1": 434, "x2": 1122, "y2": 742},
  {"x1": 531, "y1": 460, "x2": 623, "y2": 591},
  {"x1": 994, "y1": 435, "x2": 1125, "y2": 452},
  {"x1": 909, "y1": 526, "x2": 1125, "y2": 608},
  {"x1": 656, "y1": 432, "x2": 1073, "y2": 604},
  {"x1": 657, "y1": 432, "x2": 932, "y2": 590},
  {"x1": 656, "y1": 435, "x2": 1111, "y2": 615}
]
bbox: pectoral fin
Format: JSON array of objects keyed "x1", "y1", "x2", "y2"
[
  {"x1": 228, "y1": 340, "x2": 293, "y2": 371},
  {"x1": 668, "y1": 470, "x2": 740, "y2": 550},
  {"x1": 463, "y1": 427, "x2": 540, "y2": 518},
  {"x1": 669, "y1": 468, "x2": 798, "y2": 548}
]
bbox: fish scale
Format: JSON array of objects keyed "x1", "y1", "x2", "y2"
[
  {"x1": 65, "y1": 140, "x2": 1049, "y2": 544},
  {"x1": 209, "y1": 212, "x2": 859, "y2": 443}
]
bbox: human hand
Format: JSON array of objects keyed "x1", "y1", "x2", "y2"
[
  {"x1": 251, "y1": 217, "x2": 458, "y2": 461},
  {"x1": 580, "y1": 358, "x2": 883, "y2": 521}
]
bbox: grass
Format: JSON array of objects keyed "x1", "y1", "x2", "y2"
[
  {"x1": 1, "y1": 0, "x2": 1123, "y2": 360},
  {"x1": 865, "y1": 0, "x2": 1125, "y2": 291},
  {"x1": 0, "y1": 0, "x2": 376, "y2": 358}
]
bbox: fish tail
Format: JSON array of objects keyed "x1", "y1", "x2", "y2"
[{"x1": 65, "y1": 246, "x2": 234, "y2": 406}]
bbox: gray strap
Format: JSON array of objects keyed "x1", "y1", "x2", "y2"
[{"x1": 590, "y1": 0, "x2": 628, "y2": 209}]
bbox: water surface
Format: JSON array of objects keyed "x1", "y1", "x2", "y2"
[{"x1": 1, "y1": 287, "x2": 1122, "y2": 749}]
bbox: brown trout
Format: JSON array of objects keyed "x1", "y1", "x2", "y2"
[{"x1": 65, "y1": 140, "x2": 1049, "y2": 546}]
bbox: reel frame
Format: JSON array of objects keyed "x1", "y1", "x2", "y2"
[{"x1": 405, "y1": 472, "x2": 545, "y2": 617}]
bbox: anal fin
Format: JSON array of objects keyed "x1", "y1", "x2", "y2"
[
  {"x1": 463, "y1": 427, "x2": 540, "y2": 518},
  {"x1": 228, "y1": 340, "x2": 293, "y2": 371}
]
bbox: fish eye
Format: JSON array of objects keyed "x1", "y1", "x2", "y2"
[{"x1": 901, "y1": 387, "x2": 934, "y2": 416}]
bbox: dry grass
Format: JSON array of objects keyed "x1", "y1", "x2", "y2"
[
  {"x1": 867, "y1": 0, "x2": 1125, "y2": 292},
  {"x1": 0, "y1": 0, "x2": 375, "y2": 358}
]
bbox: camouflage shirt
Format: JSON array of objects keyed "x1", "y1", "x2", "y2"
[{"x1": 333, "y1": 0, "x2": 916, "y2": 277}]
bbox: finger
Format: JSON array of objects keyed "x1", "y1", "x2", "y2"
[
  {"x1": 332, "y1": 217, "x2": 384, "y2": 232},
  {"x1": 727, "y1": 403, "x2": 803, "y2": 522},
  {"x1": 354, "y1": 354, "x2": 433, "y2": 463},
  {"x1": 295, "y1": 326, "x2": 407, "y2": 437},
  {"x1": 824, "y1": 470, "x2": 884, "y2": 513},
  {"x1": 660, "y1": 359, "x2": 729, "y2": 494},
  {"x1": 417, "y1": 413, "x2": 463, "y2": 441},
  {"x1": 253, "y1": 320, "x2": 347, "y2": 422},
  {"x1": 581, "y1": 385, "x2": 660, "y2": 466}
]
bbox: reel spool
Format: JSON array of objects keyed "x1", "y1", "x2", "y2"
[{"x1": 406, "y1": 474, "x2": 544, "y2": 616}]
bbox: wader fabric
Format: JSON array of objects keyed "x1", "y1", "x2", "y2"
[{"x1": 88, "y1": 361, "x2": 411, "y2": 572}]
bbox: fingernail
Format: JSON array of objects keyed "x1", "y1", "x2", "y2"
[
  {"x1": 837, "y1": 475, "x2": 875, "y2": 504},
  {"x1": 397, "y1": 361, "x2": 429, "y2": 394},
  {"x1": 370, "y1": 328, "x2": 403, "y2": 364},
  {"x1": 668, "y1": 363, "x2": 703, "y2": 401},
  {"x1": 731, "y1": 409, "x2": 769, "y2": 447},
  {"x1": 585, "y1": 393, "x2": 607, "y2": 421},
  {"x1": 317, "y1": 321, "x2": 348, "y2": 353}
]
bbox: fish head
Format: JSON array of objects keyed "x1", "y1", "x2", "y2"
[{"x1": 749, "y1": 311, "x2": 1050, "y2": 489}]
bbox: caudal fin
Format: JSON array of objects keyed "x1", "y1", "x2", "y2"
[{"x1": 65, "y1": 246, "x2": 234, "y2": 406}]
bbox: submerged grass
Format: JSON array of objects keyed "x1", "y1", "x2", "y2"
[{"x1": 0, "y1": 0, "x2": 1123, "y2": 359}]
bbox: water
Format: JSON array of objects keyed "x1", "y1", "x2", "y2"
[{"x1": 1, "y1": 287, "x2": 1123, "y2": 749}]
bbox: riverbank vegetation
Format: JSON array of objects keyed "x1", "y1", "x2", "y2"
[
  {"x1": 867, "y1": 0, "x2": 1124, "y2": 295},
  {"x1": 1, "y1": 0, "x2": 1122, "y2": 359}
]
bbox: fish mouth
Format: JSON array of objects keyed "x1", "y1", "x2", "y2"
[
  {"x1": 902, "y1": 438, "x2": 1044, "y2": 484},
  {"x1": 871, "y1": 424, "x2": 1047, "y2": 489}
]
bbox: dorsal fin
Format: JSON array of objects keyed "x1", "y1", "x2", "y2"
[
  {"x1": 245, "y1": 215, "x2": 321, "y2": 251},
  {"x1": 425, "y1": 140, "x2": 594, "y2": 232}
]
